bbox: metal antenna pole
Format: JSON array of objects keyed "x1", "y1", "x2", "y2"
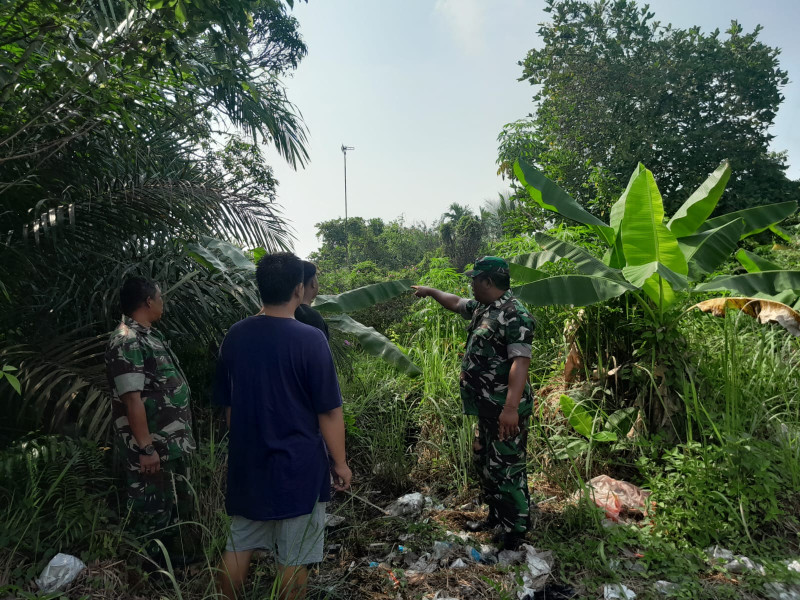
[{"x1": 341, "y1": 144, "x2": 354, "y2": 266}]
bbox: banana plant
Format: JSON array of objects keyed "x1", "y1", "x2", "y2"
[
  {"x1": 187, "y1": 237, "x2": 421, "y2": 376},
  {"x1": 510, "y1": 159, "x2": 799, "y2": 321}
]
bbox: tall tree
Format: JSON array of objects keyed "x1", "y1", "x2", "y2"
[{"x1": 499, "y1": 0, "x2": 799, "y2": 220}]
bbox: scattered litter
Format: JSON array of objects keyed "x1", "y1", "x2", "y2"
[
  {"x1": 407, "y1": 553, "x2": 438, "y2": 574},
  {"x1": 603, "y1": 583, "x2": 636, "y2": 599},
  {"x1": 386, "y1": 492, "x2": 431, "y2": 517},
  {"x1": 468, "y1": 546, "x2": 482, "y2": 563},
  {"x1": 764, "y1": 582, "x2": 800, "y2": 600},
  {"x1": 432, "y1": 541, "x2": 456, "y2": 561},
  {"x1": 498, "y1": 548, "x2": 526, "y2": 566},
  {"x1": 516, "y1": 544, "x2": 554, "y2": 598},
  {"x1": 35, "y1": 553, "x2": 86, "y2": 593},
  {"x1": 705, "y1": 546, "x2": 766, "y2": 575},
  {"x1": 655, "y1": 581, "x2": 680, "y2": 595},
  {"x1": 786, "y1": 560, "x2": 800, "y2": 573},
  {"x1": 574, "y1": 475, "x2": 651, "y2": 522},
  {"x1": 706, "y1": 546, "x2": 734, "y2": 562},
  {"x1": 434, "y1": 593, "x2": 461, "y2": 600},
  {"x1": 369, "y1": 562, "x2": 379, "y2": 568},
  {"x1": 326, "y1": 544, "x2": 341, "y2": 552},
  {"x1": 450, "y1": 558, "x2": 467, "y2": 569},
  {"x1": 445, "y1": 529, "x2": 471, "y2": 542},
  {"x1": 398, "y1": 533, "x2": 414, "y2": 542},
  {"x1": 324, "y1": 514, "x2": 345, "y2": 528},
  {"x1": 397, "y1": 545, "x2": 406, "y2": 553},
  {"x1": 385, "y1": 569, "x2": 400, "y2": 589}
]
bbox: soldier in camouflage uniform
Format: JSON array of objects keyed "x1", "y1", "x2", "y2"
[
  {"x1": 412, "y1": 257, "x2": 535, "y2": 548},
  {"x1": 105, "y1": 277, "x2": 195, "y2": 547}
]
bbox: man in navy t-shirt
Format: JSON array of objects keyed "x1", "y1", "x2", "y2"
[{"x1": 216, "y1": 252, "x2": 351, "y2": 600}]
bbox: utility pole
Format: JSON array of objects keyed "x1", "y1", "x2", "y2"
[{"x1": 341, "y1": 144, "x2": 354, "y2": 266}]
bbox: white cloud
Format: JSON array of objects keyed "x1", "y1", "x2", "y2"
[{"x1": 434, "y1": 0, "x2": 486, "y2": 55}]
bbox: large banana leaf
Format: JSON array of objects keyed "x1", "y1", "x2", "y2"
[
  {"x1": 515, "y1": 160, "x2": 615, "y2": 245},
  {"x1": 509, "y1": 250, "x2": 563, "y2": 270},
  {"x1": 313, "y1": 280, "x2": 412, "y2": 314},
  {"x1": 699, "y1": 201, "x2": 797, "y2": 239},
  {"x1": 667, "y1": 161, "x2": 731, "y2": 237},
  {"x1": 735, "y1": 249, "x2": 781, "y2": 273},
  {"x1": 325, "y1": 314, "x2": 421, "y2": 376},
  {"x1": 619, "y1": 164, "x2": 688, "y2": 306},
  {"x1": 678, "y1": 219, "x2": 745, "y2": 279},
  {"x1": 509, "y1": 263, "x2": 549, "y2": 285},
  {"x1": 534, "y1": 233, "x2": 622, "y2": 280},
  {"x1": 605, "y1": 167, "x2": 642, "y2": 267},
  {"x1": 186, "y1": 236, "x2": 257, "y2": 272},
  {"x1": 695, "y1": 271, "x2": 800, "y2": 297},
  {"x1": 513, "y1": 275, "x2": 632, "y2": 307}
]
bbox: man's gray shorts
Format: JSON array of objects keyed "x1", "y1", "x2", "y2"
[{"x1": 225, "y1": 502, "x2": 327, "y2": 566}]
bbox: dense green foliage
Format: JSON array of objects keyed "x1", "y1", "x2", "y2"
[
  {"x1": 0, "y1": 0, "x2": 309, "y2": 440},
  {"x1": 499, "y1": 0, "x2": 800, "y2": 218}
]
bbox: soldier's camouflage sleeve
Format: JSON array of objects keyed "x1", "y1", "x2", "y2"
[
  {"x1": 108, "y1": 337, "x2": 145, "y2": 396},
  {"x1": 505, "y1": 307, "x2": 535, "y2": 359},
  {"x1": 458, "y1": 298, "x2": 479, "y2": 319}
]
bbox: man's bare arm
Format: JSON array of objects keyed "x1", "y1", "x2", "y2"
[
  {"x1": 411, "y1": 286, "x2": 464, "y2": 313},
  {"x1": 318, "y1": 406, "x2": 352, "y2": 491}
]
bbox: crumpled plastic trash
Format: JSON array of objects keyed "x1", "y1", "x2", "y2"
[
  {"x1": 325, "y1": 514, "x2": 345, "y2": 528},
  {"x1": 35, "y1": 553, "x2": 86, "y2": 593},
  {"x1": 574, "y1": 475, "x2": 651, "y2": 522},
  {"x1": 787, "y1": 560, "x2": 800, "y2": 573},
  {"x1": 386, "y1": 492, "x2": 431, "y2": 517},
  {"x1": 516, "y1": 544, "x2": 554, "y2": 599},
  {"x1": 406, "y1": 553, "x2": 438, "y2": 574},
  {"x1": 655, "y1": 581, "x2": 680, "y2": 595},
  {"x1": 604, "y1": 583, "x2": 636, "y2": 599},
  {"x1": 432, "y1": 541, "x2": 456, "y2": 561},
  {"x1": 705, "y1": 546, "x2": 766, "y2": 575},
  {"x1": 498, "y1": 548, "x2": 526, "y2": 566},
  {"x1": 450, "y1": 558, "x2": 467, "y2": 569},
  {"x1": 466, "y1": 545, "x2": 498, "y2": 565},
  {"x1": 764, "y1": 582, "x2": 800, "y2": 600}
]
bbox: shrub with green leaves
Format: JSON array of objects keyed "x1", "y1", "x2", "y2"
[{"x1": 641, "y1": 438, "x2": 792, "y2": 549}]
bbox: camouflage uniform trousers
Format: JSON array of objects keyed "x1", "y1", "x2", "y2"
[
  {"x1": 125, "y1": 456, "x2": 194, "y2": 542},
  {"x1": 473, "y1": 416, "x2": 531, "y2": 535}
]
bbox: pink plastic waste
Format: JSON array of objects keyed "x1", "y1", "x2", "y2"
[{"x1": 577, "y1": 475, "x2": 651, "y2": 522}]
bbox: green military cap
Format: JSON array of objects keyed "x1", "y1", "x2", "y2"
[{"x1": 464, "y1": 256, "x2": 510, "y2": 278}]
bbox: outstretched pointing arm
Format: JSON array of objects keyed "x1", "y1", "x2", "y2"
[{"x1": 411, "y1": 286, "x2": 464, "y2": 314}]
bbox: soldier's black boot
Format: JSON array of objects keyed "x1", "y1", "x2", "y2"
[{"x1": 499, "y1": 531, "x2": 526, "y2": 551}]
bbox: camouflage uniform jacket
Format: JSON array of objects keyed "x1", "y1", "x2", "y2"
[
  {"x1": 105, "y1": 315, "x2": 195, "y2": 465},
  {"x1": 458, "y1": 290, "x2": 535, "y2": 418}
]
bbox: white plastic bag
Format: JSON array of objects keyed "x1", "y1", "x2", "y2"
[{"x1": 35, "y1": 553, "x2": 86, "y2": 593}]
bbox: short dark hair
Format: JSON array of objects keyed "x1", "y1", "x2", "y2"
[
  {"x1": 477, "y1": 272, "x2": 510, "y2": 291},
  {"x1": 301, "y1": 261, "x2": 318, "y2": 286},
  {"x1": 120, "y1": 277, "x2": 159, "y2": 316},
  {"x1": 256, "y1": 252, "x2": 304, "y2": 305}
]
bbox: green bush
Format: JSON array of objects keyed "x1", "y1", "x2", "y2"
[
  {"x1": 641, "y1": 437, "x2": 794, "y2": 550},
  {"x1": 0, "y1": 436, "x2": 122, "y2": 583}
]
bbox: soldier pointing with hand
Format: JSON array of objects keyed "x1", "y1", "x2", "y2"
[{"x1": 412, "y1": 256, "x2": 535, "y2": 549}]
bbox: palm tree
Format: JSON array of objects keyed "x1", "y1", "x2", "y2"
[{"x1": 0, "y1": 0, "x2": 309, "y2": 440}]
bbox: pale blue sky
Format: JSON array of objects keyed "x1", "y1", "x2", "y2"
[{"x1": 265, "y1": 0, "x2": 800, "y2": 258}]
